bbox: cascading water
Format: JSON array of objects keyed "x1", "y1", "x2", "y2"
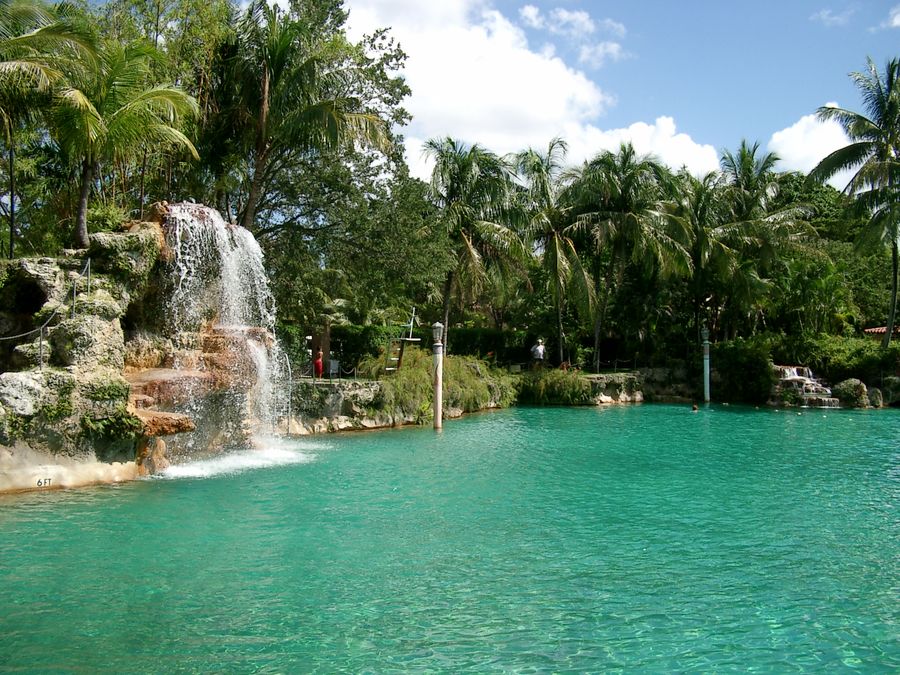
[
  {"x1": 161, "y1": 203, "x2": 289, "y2": 443},
  {"x1": 772, "y1": 365, "x2": 840, "y2": 408}
]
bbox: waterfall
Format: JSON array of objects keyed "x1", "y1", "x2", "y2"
[
  {"x1": 161, "y1": 203, "x2": 288, "y2": 440},
  {"x1": 773, "y1": 364, "x2": 840, "y2": 408},
  {"x1": 165, "y1": 203, "x2": 276, "y2": 334}
]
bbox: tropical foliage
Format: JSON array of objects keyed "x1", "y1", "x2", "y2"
[{"x1": 0, "y1": 0, "x2": 896, "y2": 378}]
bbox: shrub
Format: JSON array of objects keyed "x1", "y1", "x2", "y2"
[
  {"x1": 357, "y1": 347, "x2": 516, "y2": 423},
  {"x1": 516, "y1": 369, "x2": 594, "y2": 405},
  {"x1": 320, "y1": 324, "x2": 531, "y2": 371},
  {"x1": 772, "y1": 334, "x2": 900, "y2": 385}
]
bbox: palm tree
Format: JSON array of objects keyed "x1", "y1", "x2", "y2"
[
  {"x1": 668, "y1": 171, "x2": 733, "y2": 339},
  {"x1": 571, "y1": 143, "x2": 688, "y2": 370},
  {"x1": 0, "y1": 0, "x2": 93, "y2": 257},
  {"x1": 232, "y1": 0, "x2": 388, "y2": 230},
  {"x1": 515, "y1": 137, "x2": 593, "y2": 363},
  {"x1": 810, "y1": 57, "x2": 900, "y2": 347},
  {"x1": 716, "y1": 141, "x2": 811, "y2": 337},
  {"x1": 49, "y1": 39, "x2": 198, "y2": 248},
  {"x1": 424, "y1": 136, "x2": 526, "y2": 347}
]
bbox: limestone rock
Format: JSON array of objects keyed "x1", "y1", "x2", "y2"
[
  {"x1": 133, "y1": 409, "x2": 195, "y2": 436},
  {"x1": 88, "y1": 224, "x2": 162, "y2": 289},
  {"x1": 868, "y1": 387, "x2": 884, "y2": 408},
  {"x1": 0, "y1": 371, "x2": 46, "y2": 416},
  {"x1": 49, "y1": 315, "x2": 125, "y2": 370},
  {"x1": 832, "y1": 378, "x2": 868, "y2": 408}
]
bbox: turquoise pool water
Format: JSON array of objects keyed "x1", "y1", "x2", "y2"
[{"x1": 1, "y1": 405, "x2": 897, "y2": 672}]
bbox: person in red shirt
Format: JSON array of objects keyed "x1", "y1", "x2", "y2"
[{"x1": 313, "y1": 348, "x2": 324, "y2": 379}]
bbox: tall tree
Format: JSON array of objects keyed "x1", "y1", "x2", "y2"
[
  {"x1": 0, "y1": 0, "x2": 92, "y2": 257},
  {"x1": 571, "y1": 143, "x2": 688, "y2": 370},
  {"x1": 516, "y1": 137, "x2": 592, "y2": 363},
  {"x1": 424, "y1": 136, "x2": 526, "y2": 347},
  {"x1": 810, "y1": 57, "x2": 900, "y2": 347},
  {"x1": 716, "y1": 141, "x2": 810, "y2": 337},
  {"x1": 230, "y1": 0, "x2": 388, "y2": 230},
  {"x1": 50, "y1": 39, "x2": 198, "y2": 247}
]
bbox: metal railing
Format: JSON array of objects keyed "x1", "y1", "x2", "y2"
[{"x1": 0, "y1": 258, "x2": 91, "y2": 370}]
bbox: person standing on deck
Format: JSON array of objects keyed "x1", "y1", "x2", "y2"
[
  {"x1": 530, "y1": 338, "x2": 545, "y2": 369},
  {"x1": 313, "y1": 348, "x2": 324, "y2": 379}
]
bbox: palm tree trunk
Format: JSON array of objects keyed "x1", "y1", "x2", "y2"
[
  {"x1": 138, "y1": 149, "x2": 148, "y2": 220},
  {"x1": 556, "y1": 276, "x2": 565, "y2": 364},
  {"x1": 883, "y1": 239, "x2": 898, "y2": 349},
  {"x1": 7, "y1": 145, "x2": 15, "y2": 259},
  {"x1": 241, "y1": 67, "x2": 271, "y2": 231},
  {"x1": 441, "y1": 269, "x2": 454, "y2": 350},
  {"x1": 592, "y1": 267, "x2": 614, "y2": 372},
  {"x1": 75, "y1": 158, "x2": 93, "y2": 248},
  {"x1": 241, "y1": 151, "x2": 267, "y2": 230}
]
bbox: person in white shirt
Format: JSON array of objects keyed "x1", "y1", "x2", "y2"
[{"x1": 530, "y1": 338, "x2": 545, "y2": 368}]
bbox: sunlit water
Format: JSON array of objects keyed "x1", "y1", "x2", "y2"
[{"x1": 1, "y1": 405, "x2": 898, "y2": 672}]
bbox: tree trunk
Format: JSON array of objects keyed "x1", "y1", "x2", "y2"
[
  {"x1": 883, "y1": 239, "x2": 898, "y2": 349},
  {"x1": 241, "y1": 67, "x2": 271, "y2": 231},
  {"x1": 556, "y1": 276, "x2": 565, "y2": 364},
  {"x1": 7, "y1": 145, "x2": 14, "y2": 259},
  {"x1": 592, "y1": 271, "x2": 614, "y2": 372},
  {"x1": 138, "y1": 149, "x2": 148, "y2": 220},
  {"x1": 240, "y1": 151, "x2": 267, "y2": 230},
  {"x1": 75, "y1": 159, "x2": 93, "y2": 249},
  {"x1": 441, "y1": 269, "x2": 454, "y2": 351}
]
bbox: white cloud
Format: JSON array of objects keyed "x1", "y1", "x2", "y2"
[
  {"x1": 344, "y1": 0, "x2": 716, "y2": 180},
  {"x1": 519, "y1": 4, "x2": 542, "y2": 28},
  {"x1": 579, "y1": 41, "x2": 626, "y2": 69},
  {"x1": 810, "y1": 8, "x2": 854, "y2": 27},
  {"x1": 598, "y1": 18, "x2": 626, "y2": 38},
  {"x1": 518, "y1": 5, "x2": 625, "y2": 39},
  {"x1": 767, "y1": 106, "x2": 854, "y2": 190},
  {"x1": 547, "y1": 8, "x2": 595, "y2": 37},
  {"x1": 886, "y1": 5, "x2": 900, "y2": 28},
  {"x1": 565, "y1": 116, "x2": 719, "y2": 176}
]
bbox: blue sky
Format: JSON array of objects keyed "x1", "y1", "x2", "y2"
[{"x1": 345, "y1": 0, "x2": 899, "y2": 185}]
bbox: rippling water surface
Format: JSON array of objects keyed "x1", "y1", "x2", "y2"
[{"x1": 1, "y1": 405, "x2": 898, "y2": 672}]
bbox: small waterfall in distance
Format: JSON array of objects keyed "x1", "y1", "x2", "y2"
[{"x1": 162, "y1": 203, "x2": 290, "y2": 442}]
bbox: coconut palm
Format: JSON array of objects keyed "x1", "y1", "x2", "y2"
[
  {"x1": 424, "y1": 136, "x2": 526, "y2": 347},
  {"x1": 668, "y1": 171, "x2": 733, "y2": 339},
  {"x1": 231, "y1": 0, "x2": 388, "y2": 230},
  {"x1": 49, "y1": 39, "x2": 198, "y2": 248},
  {"x1": 515, "y1": 137, "x2": 593, "y2": 363},
  {"x1": 571, "y1": 143, "x2": 688, "y2": 370},
  {"x1": 0, "y1": 0, "x2": 93, "y2": 257},
  {"x1": 810, "y1": 57, "x2": 900, "y2": 347},
  {"x1": 716, "y1": 141, "x2": 811, "y2": 337}
]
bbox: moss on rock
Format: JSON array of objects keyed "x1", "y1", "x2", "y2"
[{"x1": 832, "y1": 378, "x2": 869, "y2": 408}]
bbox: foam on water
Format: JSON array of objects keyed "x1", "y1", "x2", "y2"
[{"x1": 161, "y1": 439, "x2": 321, "y2": 479}]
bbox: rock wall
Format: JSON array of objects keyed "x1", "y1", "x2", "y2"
[
  {"x1": 584, "y1": 372, "x2": 644, "y2": 404},
  {"x1": 0, "y1": 223, "x2": 167, "y2": 491},
  {"x1": 287, "y1": 376, "x2": 512, "y2": 434}
]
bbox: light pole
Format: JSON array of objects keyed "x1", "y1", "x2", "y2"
[
  {"x1": 432, "y1": 322, "x2": 443, "y2": 430},
  {"x1": 701, "y1": 325, "x2": 710, "y2": 403}
]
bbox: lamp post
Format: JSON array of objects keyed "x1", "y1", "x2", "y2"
[
  {"x1": 432, "y1": 322, "x2": 443, "y2": 430},
  {"x1": 701, "y1": 325, "x2": 710, "y2": 403}
]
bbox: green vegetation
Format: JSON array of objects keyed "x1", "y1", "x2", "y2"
[
  {"x1": 80, "y1": 407, "x2": 142, "y2": 439},
  {"x1": 0, "y1": 0, "x2": 897, "y2": 397},
  {"x1": 516, "y1": 369, "x2": 594, "y2": 406},
  {"x1": 358, "y1": 347, "x2": 515, "y2": 423}
]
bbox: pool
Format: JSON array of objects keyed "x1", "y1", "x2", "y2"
[{"x1": 1, "y1": 405, "x2": 897, "y2": 671}]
